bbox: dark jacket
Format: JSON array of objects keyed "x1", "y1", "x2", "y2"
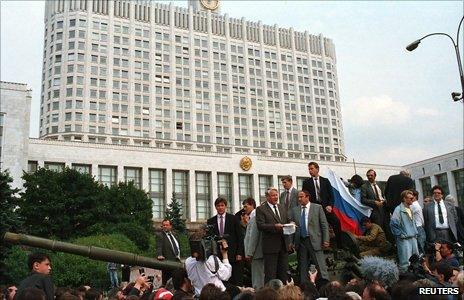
[
  {"x1": 384, "y1": 174, "x2": 414, "y2": 214},
  {"x1": 302, "y1": 176, "x2": 334, "y2": 208},
  {"x1": 256, "y1": 202, "x2": 289, "y2": 254},
  {"x1": 156, "y1": 231, "x2": 180, "y2": 261},
  {"x1": 207, "y1": 213, "x2": 244, "y2": 261},
  {"x1": 17, "y1": 272, "x2": 54, "y2": 300}
]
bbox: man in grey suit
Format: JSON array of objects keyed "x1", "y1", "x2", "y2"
[
  {"x1": 423, "y1": 185, "x2": 459, "y2": 243},
  {"x1": 256, "y1": 187, "x2": 289, "y2": 284},
  {"x1": 244, "y1": 208, "x2": 264, "y2": 290},
  {"x1": 280, "y1": 175, "x2": 299, "y2": 215},
  {"x1": 290, "y1": 190, "x2": 330, "y2": 284},
  {"x1": 361, "y1": 169, "x2": 386, "y2": 228}
]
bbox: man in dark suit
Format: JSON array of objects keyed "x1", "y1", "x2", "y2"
[
  {"x1": 361, "y1": 169, "x2": 386, "y2": 228},
  {"x1": 207, "y1": 197, "x2": 244, "y2": 285},
  {"x1": 280, "y1": 175, "x2": 299, "y2": 215},
  {"x1": 156, "y1": 219, "x2": 181, "y2": 285},
  {"x1": 302, "y1": 161, "x2": 341, "y2": 248},
  {"x1": 384, "y1": 170, "x2": 414, "y2": 243},
  {"x1": 384, "y1": 170, "x2": 414, "y2": 214},
  {"x1": 256, "y1": 187, "x2": 289, "y2": 284},
  {"x1": 289, "y1": 190, "x2": 330, "y2": 284}
]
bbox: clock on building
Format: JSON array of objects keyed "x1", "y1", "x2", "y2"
[{"x1": 200, "y1": 0, "x2": 219, "y2": 11}]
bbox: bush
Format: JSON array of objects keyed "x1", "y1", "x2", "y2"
[
  {"x1": 3, "y1": 234, "x2": 139, "y2": 289},
  {"x1": 3, "y1": 246, "x2": 29, "y2": 284}
]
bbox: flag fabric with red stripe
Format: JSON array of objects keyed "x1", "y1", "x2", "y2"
[{"x1": 326, "y1": 169, "x2": 372, "y2": 235}]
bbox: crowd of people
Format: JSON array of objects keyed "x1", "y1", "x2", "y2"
[{"x1": 3, "y1": 162, "x2": 464, "y2": 300}]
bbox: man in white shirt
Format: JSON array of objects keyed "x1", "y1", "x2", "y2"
[
  {"x1": 185, "y1": 231, "x2": 232, "y2": 296},
  {"x1": 410, "y1": 190, "x2": 426, "y2": 254}
]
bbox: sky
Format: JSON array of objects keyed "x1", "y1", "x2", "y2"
[{"x1": 1, "y1": 1, "x2": 463, "y2": 166}]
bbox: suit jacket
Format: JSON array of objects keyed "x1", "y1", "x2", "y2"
[
  {"x1": 156, "y1": 231, "x2": 180, "y2": 261},
  {"x1": 289, "y1": 203, "x2": 329, "y2": 251},
  {"x1": 423, "y1": 200, "x2": 458, "y2": 242},
  {"x1": 256, "y1": 202, "x2": 289, "y2": 254},
  {"x1": 360, "y1": 182, "x2": 386, "y2": 226},
  {"x1": 384, "y1": 174, "x2": 414, "y2": 214},
  {"x1": 207, "y1": 213, "x2": 244, "y2": 261},
  {"x1": 280, "y1": 187, "x2": 299, "y2": 214},
  {"x1": 244, "y1": 213, "x2": 263, "y2": 259},
  {"x1": 302, "y1": 176, "x2": 334, "y2": 208}
]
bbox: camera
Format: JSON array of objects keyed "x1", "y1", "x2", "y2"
[{"x1": 189, "y1": 225, "x2": 229, "y2": 261}]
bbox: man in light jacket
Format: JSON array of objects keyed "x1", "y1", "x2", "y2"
[{"x1": 244, "y1": 208, "x2": 264, "y2": 290}]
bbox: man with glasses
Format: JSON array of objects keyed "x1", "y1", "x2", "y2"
[{"x1": 423, "y1": 185, "x2": 459, "y2": 244}]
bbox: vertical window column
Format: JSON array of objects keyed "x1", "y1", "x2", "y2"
[
  {"x1": 238, "y1": 174, "x2": 253, "y2": 203},
  {"x1": 150, "y1": 169, "x2": 166, "y2": 220},
  {"x1": 196, "y1": 172, "x2": 211, "y2": 220},
  {"x1": 172, "y1": 170, "x2": 189, "y2": 221},
  {"x1": 217, "y1": 173, "x2": 233, "y2": 213},
  {"x1": 258, "y1": 175, "x2": 272, "y2": 203}
]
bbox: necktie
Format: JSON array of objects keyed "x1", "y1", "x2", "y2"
[
  {"x1": 300, "y1": 206, "x2": 307, "y2": 237},
  {"x1": 314, "y1": 178, "x2": 321, "y2": 201},
  {"x1": 437, "y1": 201, "x2": 444, "y2": 224},
  {"x1": 219, "y1": 215, "x2": 224, "y2": 236},
  {"x1": 168, "y1": 233, "x2": 179, "y2": 256},
  {"x1": 285, "y1": 190, "x2": 290, "y2": 209},
  {"x1": 273, "y1": 205, "x2": 281, "y2": 221},
  {"x1": 373, "y1": 183, "x2": 380, "y2": 200}
]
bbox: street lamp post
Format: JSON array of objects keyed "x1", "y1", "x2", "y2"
[{"x1": 406, "y1": 16, "x2": 464, "y2": 102}]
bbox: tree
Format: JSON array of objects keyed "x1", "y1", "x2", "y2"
[
  {"x1": 165, "y1": 192, "x2": 186, "y2": 234},
  {"x1": 17, "y1": 168, "x2": 102, "y2": 240},
  {"x1": 0, "y1": 170, "x2": 21, "y2": 283},
  {"x1": 99, "y1": 181, "x2": 154, "y2": 250}
]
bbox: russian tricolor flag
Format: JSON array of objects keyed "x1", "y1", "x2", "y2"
[{"x1": 326, "y1": 169, "x2": 372, "y2": 235}]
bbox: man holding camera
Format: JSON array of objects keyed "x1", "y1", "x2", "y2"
[
  {"x1": 185, "y1": 230, "x2": 232, "y2": 296},
  {"x1": 434, "y1": 240, "x2": 459, "y2": 267}
]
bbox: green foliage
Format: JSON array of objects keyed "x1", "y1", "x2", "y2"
[
  {"x1": 17, "y1": 169, "x2": 154, "y2": 251},
  {"x1": 177, "y1": 233, "x2": 190, "y2": 258},
  {"x1": 2, "y1": 246, "x2": 29, "y2": 284},
  {"x1": 0, "y1": 170, "x2": 21, "y2": 283},
  {"x1": 165, "y1": 192, "x2": 186, "y2": 234},
  {"x1": 18, "y1": 168, "x2": 102, "y2": 240},
  {"x1": 3, "y1": 234, "x2": 139, "y2": 289}
]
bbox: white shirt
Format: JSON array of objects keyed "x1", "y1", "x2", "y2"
[
  {"x1": 410, "y1": 201, "x2": 424, "y2": 227},
  {"x1": 164, "y1": 231, "x2": 180, "y2": 257},
  {"x1": 434, "y1": 199, "x2": 449, "y2": 229},
  {"x1": 267, "y1": 201, "x2": 281, "y2": 220},
  {"x1": 313, "y1": 177, "x2": 322, "y2": 201},
  {"x1": 371, "y1": 182, "x2": 384, "y2": 200},
  {"x1": 185, "y1": 256, "x2": 232, "y2": 295},
  {"x1": 300, "y1": 202, "x2": 311, "y2": 235},
  {"x1": 217, "y1": 213, "x2": 226, "y2": 234}
]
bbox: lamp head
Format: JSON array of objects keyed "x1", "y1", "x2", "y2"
[
  {"x1": 406, "y1": 40, "x2": 421, "y2": 51},
  {"x1": 451, "y1": 92, "x2": 463, "y2": 102}
]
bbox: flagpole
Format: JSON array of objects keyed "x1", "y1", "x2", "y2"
[{"x1": 353, "y1": 158, "x2": 357, "y2": 174}]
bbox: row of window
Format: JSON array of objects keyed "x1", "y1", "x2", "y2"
[
  {"x1": 419, "y1": 169, "x2": 464, "y2": 203},
  {"x1": 26, "y1": 161, "x2": 324, "y2": 220}
]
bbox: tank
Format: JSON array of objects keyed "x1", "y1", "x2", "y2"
[{"x1": 3, "y1": 232, "x2": 183, "y2": 270}]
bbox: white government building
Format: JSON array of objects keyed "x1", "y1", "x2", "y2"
[{"x1": 1, "y1": 0, "x2": 462, "y2": 224}]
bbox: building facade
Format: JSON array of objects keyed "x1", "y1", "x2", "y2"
[
  {"x1": 405, "y1": 150, "x2": 464, "y2": 207},
  {"x1": 39, "y1": 0, "x2": 345, "y2": 162},
  {"x1": 0, "y1": 81, "x2": 32, "y2": 190}
]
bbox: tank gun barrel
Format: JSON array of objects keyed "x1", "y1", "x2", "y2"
[{"x1": 3, "y1": 232, "x2": 183, "y2": 270}]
